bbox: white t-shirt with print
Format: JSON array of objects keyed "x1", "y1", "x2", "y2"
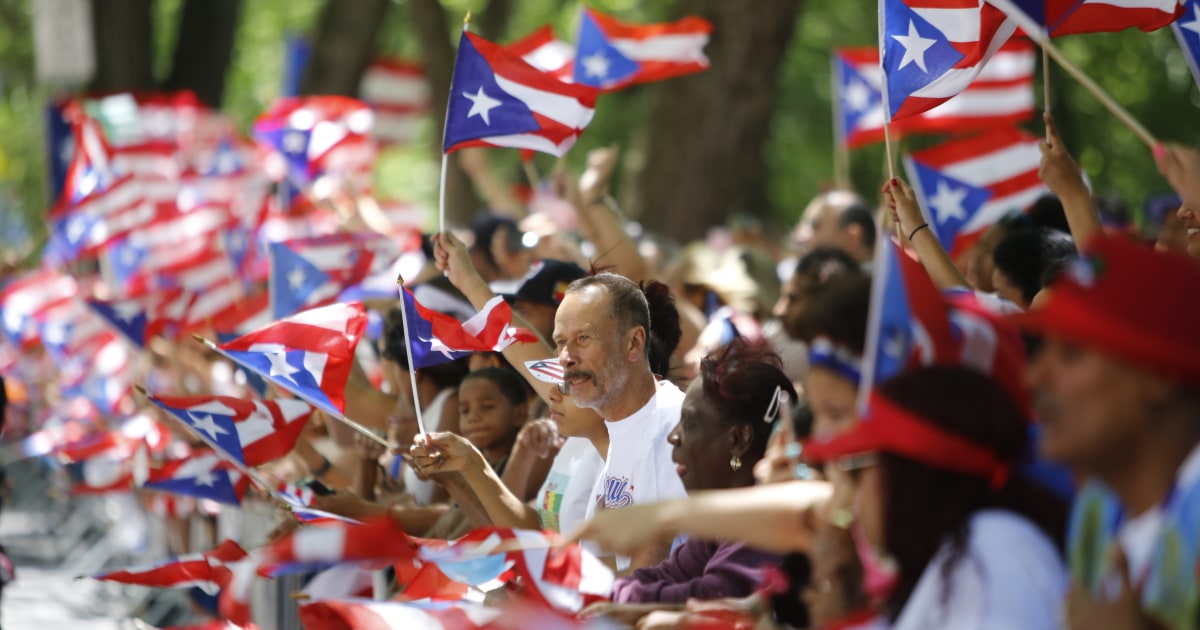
[
  {"x1": 535, "y1": 437, "x2": 605, "y2": 534},
  {"x1": 892, "y1": 509, "x2": 1066, "y2": 630},
  {"x1": 585, "y1": 379, "x2": 687, "y2": 520}
]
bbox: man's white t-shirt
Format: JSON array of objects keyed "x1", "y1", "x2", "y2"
[
  {"x1": 535, "y1": 436, "x2": 605, "y2": 534},
  {"x1": 585, "y1": 380, "x2": 688, "y2": 520},
  {"x1": 892, "y1": 509, "x2": 1066, "y2": 630}
]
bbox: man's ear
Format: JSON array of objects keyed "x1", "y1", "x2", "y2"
[{"x1": 627, "y1": 326, "x2": 647, "y2": 363}]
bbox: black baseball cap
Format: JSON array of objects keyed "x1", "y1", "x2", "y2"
[{"x1": 501, "y1": 259, "x2": 587, "y2": 307}]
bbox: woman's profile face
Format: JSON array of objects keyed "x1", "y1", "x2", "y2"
[{"x1": 806, "y1": 367, "x2": 859, "y2": 439}]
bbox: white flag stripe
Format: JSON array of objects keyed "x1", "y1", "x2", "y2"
[
  {"x1": 1083, "y1": 0, "x2": 1178, "y2": 9},
  {"x1": 362, "y1": 74, "x2": 431, "y2": 105},
  {"x1": 522, "y1": 41, "x2": 573, "y2": 72},
  {"x1": 911, "y1": 7, "x2": 982, "y2": 42},
  {"x1": 968, "y1": 188, "x2": 1047, "y2": 232},
  {"x1": 939, "y1": 142, "x2": 1042, "y2": 185},
  {"x1": 919, "y1": 84, "x2": 1032, "y2": 119},
  {"x1": 493, "y1": 75, "x2": 595, "y2": 129},
  {"x1": 910, "y1": 20, "x2": 1019, "y2": 99},
  {"x1": 476, "y1": 132, "x2": 579, "y2": 157},
  {"x1": 295, "y1": 526, "x2": 346, "y2": 561},
  {"x1": 611, "y1": 33, "x2": 711, "y2": 62}
]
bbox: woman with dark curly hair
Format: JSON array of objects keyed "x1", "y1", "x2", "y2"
[
  {"x1": 579, "y1": 337, "x2": 792, "y2": 627},
  {"x1": 803, "y1": 366, "x2": 1070, "y2": 628}
]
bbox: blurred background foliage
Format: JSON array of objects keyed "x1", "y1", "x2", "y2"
[{"x1": 0, "y1": 0, "x2": 1196, "y2": 253}]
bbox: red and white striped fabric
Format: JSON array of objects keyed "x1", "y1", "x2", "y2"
[
  {"x1": 147, "y1": 395, "x2": 314, "y2": 466},
  {"x1": 56, "y1": 175, "x2": 181, "y2": 255},
  {"x1": 1, "y1": 270, "x2": 78, "y2": 347},
  {"x1": 258, "y1": 516, "x2": 417, "y2": 577},
  {"x1": 360, "y1": 59, "x2": 431, "y2": 146},
  {"x1": 507, "y1": 26, "x2": 574, "y2": 81},
  {"x1": 905, "y1": 127, "x2": 1047, "y2": 242},
  {"x1": 71, "y1": 455, "x2": 134, "y2": 495},
  {"x1": 90, "y1": 539, "x2": 247, "y2": 593},
  {"x1": 989, "y1": 0, "x2": 1184, "y2": 37},
  {"x1": 112, "y1": 142, "x2": 183, "y2": 180},
  {"x1": 835, "y1": 40, "x2": 1034, "y2": 148},
  {"x1": 220, "y1": 549, "x2": 264, "y2": 627},
  {"x1": 180, "y1": 275, "x2": 247, "y2": 334},
  {"x1": 299, "y1": 599, "x2": 502, "y2": 630},
  {"x1": 575, "y1": 9, "x2": 712, "y2": 91},
  {"x1": 208, "y1": 289, "x2": 272, "y2": 336}
]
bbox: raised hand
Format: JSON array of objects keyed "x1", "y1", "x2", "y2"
[
  {"x1": 1039, "y1": 113, "x2": 1089, "y2": 200},
  {"x1": 516, "y1": 418, "x2": 564, "y2": 460},
  {"x1": 579, "y1": 144, "x2": 620, "y2": 208},
  {"x1": 403, "y1": 431, "x2": 486, "y2": 477},
  {"x1": 881, "y1": 177, "x2": 925, "y2": 237},
  {"x1": 1155, "y1": 142, "x2": 1200, "y2": 207}
]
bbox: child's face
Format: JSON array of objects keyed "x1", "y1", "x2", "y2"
[{"x1": 458, "y1": 378, "x2": 522, "y2": 453}]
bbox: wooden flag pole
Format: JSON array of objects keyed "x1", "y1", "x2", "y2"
[
  {"x1": 831, "y1": 54, "x2": 852, "y2": 189},
  {"x1": 437, "y1": 13, "x2": 473, "y2": 236},
  {"x1": 188, "y1": 335, "x2": 391, "y2": 448},
  {"x1": 1035, "y1": 36, "x2": 1155, "y2": 148},
  {"x1": 883, "y1": 123, "x2": 904, "y2": 241},
  {"x1": 1042, "y1": 44, "x2": 1052, "y2": 140},
  {"x1": 394, "y1": 276, "x2": 429, "y2": 438}
]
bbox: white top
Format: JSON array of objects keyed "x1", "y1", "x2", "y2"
[
  {"x1": 535, "y1": 437, "x2": 605, "y2": 534},
  {"x1": 1113, "y1": 442, "x2": 1200, "y2": 593},
  {"x1": 892, "y1": 509, "x2": 1066, "y2": 630},
  {"x1": 585, "y1": 380, "x2": 687, "y2": 519},
  {"x1": 403, "y1": 388, "x2": 456, "y2": 506}
]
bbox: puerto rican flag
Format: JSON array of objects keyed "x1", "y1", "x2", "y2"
[
  {"x1": 508, "y1": 26, "x2": 574, "y2": 81},
  {"x1": 49, "y1": 175, "x2": 181, "y2": 261},
  {"x1": 902, "y1": 127, "x2": 1047, "y2": 255},
  {"x1": 881, "y1": 0, "x2": 1019, "y2": 120},
  {"x1": 71, "y1": 455, "x2": 136, "y2": 495},
  {"x1": 59, "y1": 103, "x2": 117, "y2": 205},
  {"x1": 398, "y1": 289, "x2": 538, "y2": 369},
  {"x1": 572, "y1": 9, "x2": 712, "y2": 91},
  {"x1": 90, "y1": 539, "x2": 248, "y2": 594},
  {"x1": 1174, "y1": 0, "x2": 1200, "y2": 89},
  {"x1": 254, "y1": 96, "x2": 376, "y2": 188},
  {"x1": 214, "y1": 301, "x2": 367, "y2": 418},
  {"x1": 146, "y1": 395, "x2": 314, "y2": 466},
  {"x1": 943, "y1": 289, "x2": 1032, "y2": 417},
  {"x1": 298, "y1": 600, "x2": 504, "y2": 630},
  {"x1": 443, "y1": 31, "x2": 598, "y2": 157},
  {"x1": 268, "y1": 235, "x2": 378, "y2": 319},
  {"x1": 523, "y1": 358, "x2": 565, "y2": 385},
  {"x1": 988, "y1": 0, "x2": 1184, "y2": 36},
  {"x1": 258, "y1": 516, "x2": 418, "y2": 577},
  {"x1": 144, "y1": 451, "x2": 251, "y2": 505},
  {"x1": 1, "y1": 270, "x2": 77, "y2": 348},
  {"x1": 360, "y1": 59, "x2": 432, "y2": 146},
  {"x1": 834, "y1": 40, "x2": 1034, "y2": 148},
  {"x1": 859, "y1": 239, "x2": 958, "y2": 412}
]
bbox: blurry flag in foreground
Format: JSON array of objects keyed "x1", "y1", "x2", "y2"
[
  {"x1": 90, "y1": 539, "x2": 247, "y2": 593},
  {"x1": 989, "y1": 0, "x2": 1184, "y2": 37},
  {"x1": 1173, "y1": 0, "x2": 1200, "y2": 90}
]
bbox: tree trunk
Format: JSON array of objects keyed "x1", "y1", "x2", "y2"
[
  {"x1": 89, "y1": 0, "x2": 155, "y2": 93},
  {"x1": 408, "y1": 0, "x2": 483, "y2": 228},
  {"x1": 475, "y1": 0, "x2": 515, "y2": 42},
  {"x1": 300, "y1": 0, "x2": 390, "y2": 96},
  {"x1": 162, "y1": 0, "x2": 241, "y2": 108},
  {"x1": 630, "y1": 0, "x2": 803, "y2": 242}
]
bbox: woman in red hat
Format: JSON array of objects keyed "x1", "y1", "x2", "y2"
[{"x1": 803, "y1": 366, "x2": 1070, "y2": 629}]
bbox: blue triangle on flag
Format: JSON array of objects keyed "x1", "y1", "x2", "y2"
[
  {"x1": 88, "y1": 299, "x2": 148, "y2": 349},
  {"x1": 205, "y1": 138, "x2": 244, "y2": 177},
  {"x1": 443, "y1": 33, "x2": 542, "y2": 152},
  {"x1": 573, "y1": 13, "x2": 641, "y2": 88},
  {"x1": 216, "y1": 332, "x2": 269, "y2": 398},
  {"x1": 144, "y1": 470, "x2": 242, "y2": 505},
  {"x1": 269, "y1": 242, "x2": 331, "y2": 319},
  {"x1": 107, "y1": 239, "x2": 148, "y2": 286},
  {"x1": 258, "y1": 126, "x2": 313, "y2": 185},
  {"x1": 882, "y1": 0, "x2": 963, "y2": 117},
  {"x1": 836, "y1": 56, "x2": 883, "y2": 143},
  {"x1": 219, "y1": 348, "x2": 340, "y2": 418},
  {"x1": 910, "y1": 160, "x2": 991, "y2": 249}
]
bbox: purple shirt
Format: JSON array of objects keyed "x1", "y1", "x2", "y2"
[{"x1": 611, "y1": 538, "x2": 780, "y2": 604}]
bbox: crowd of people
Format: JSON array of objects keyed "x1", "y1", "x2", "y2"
[{"x1": 7, "y1": 107, "x2": 1200, "y2": 629}]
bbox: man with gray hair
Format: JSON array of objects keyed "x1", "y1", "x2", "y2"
[{"x1": 554, "y1": 272, "x2": 686, "y2": 568}]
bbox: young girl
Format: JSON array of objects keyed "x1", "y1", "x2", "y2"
[{"x1": 454, "y1": 368, "x2": 528, "y2": 476}]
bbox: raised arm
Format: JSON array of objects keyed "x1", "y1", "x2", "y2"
[
  {"x1": 566, "y1": 146, "x2": 651, "y2": 283},
  {"x1": 1040, "y1": 112, "x2": 1100, "y2": 249},
  {"x1": 431, "y1": 231, "x2": 560, "y2": 405},
  {"x1": 570, "y1": 481, "x2": 832, "y2": 556},
  {"x1": 1155, "y1": 143, "x2": 1200, "y2": 208},
  {"x1": 883, "y1": 178, "x2": 971, "y2": 290}
]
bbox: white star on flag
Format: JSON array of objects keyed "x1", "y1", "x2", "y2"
[
  {"x1": 187, "y1": 412, "x2": 230, "y2": 441},
  {"x1": 266, "y1": 351, "x2": 301, "y2": 385},
  {"x1": 121, "y1": 246, "x2": 139, "y2": 267},
  {"x1": 113, "y1": 301, "x2": 142, "y2": 324},
  {"x1": 283, "y1": 131, "x2": 308, "y2": 154},
  {"x1": 845, "y1": 78, "x2": 873, "y2": 113},
  {"x1": 1181, "y1": 5, "x2": 1200, "y2": 35},
  {"x1": 883, "y1": 328, "x2": 907, "y2": 359},
  {"x1": 928, "y1": 180, "x2": 968, "y2": 224},
  {"x1": 288, "y1": 266, "x2": 306, "y2": 290},
  {"x1": 581, "y1": 51, "x2": 611, "y2": 79},
  {"x1": 892, "y1": 20, "x2": 937, "y2": 73},
  {"x1": 463, "y1": 87, "x2": 503, "y2": 126},
  {"x1": 194, "y1": 469, "x2": 218, "y2": 487}
]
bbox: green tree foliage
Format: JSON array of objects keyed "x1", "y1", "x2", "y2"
[{"x1": 0, "y1": 0, "x2": 1197, "y2": 254}]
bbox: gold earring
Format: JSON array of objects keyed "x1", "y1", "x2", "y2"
[{"x1": 730, "y1": 455, "x2": 742, "y2": 471}]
